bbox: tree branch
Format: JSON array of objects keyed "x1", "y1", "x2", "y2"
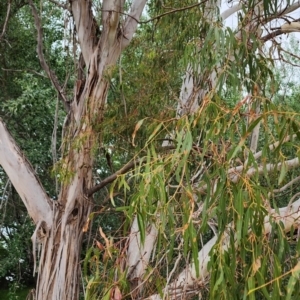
[
  {"x1": 86, "y1": 157, "x2": 144, "y2": 196},
  {"x1": 272, "y1": 175, "x2": 300, "y2": 194},
  {"x1": 221, "y1": 3, "x2": 242, "y2": 21},
  {"x1": 138, "y1": 0, "x2": 209, "y2": 24},
  {"x1": 228, "y1": 157, "x2": 300, "y2": 183},
  {"x1": 262, "y1": 21, "x2": 300, "y2": 42},
  {"x1": 121, "y1": 0, "x2": 148, "y2": 49},
  {"x1": 48, "y1": 0, "x2": 70, "y2": 11},
  {"x1": 2, "y1": 67, "x2": 48, "y2": 78},
  {"x1": 29, "y1": 0, "x2": 70, "y2": 112},
  {"x1": 0, "y1": 119, "x2": 53, "y2": 226},
  {"x1": 0, "y1": 0, "x2": 11, "y2": 42}
]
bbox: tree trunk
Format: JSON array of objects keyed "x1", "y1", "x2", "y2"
[
  {"x1": 34, "y1": 45, "x2": 118, "y2": 296},
  {"x1": 0, "y1": 0, "x2": 147, "y2": 299},
  {"x1": 35, "y1": 207, "x2": 90, "y2": 299}
]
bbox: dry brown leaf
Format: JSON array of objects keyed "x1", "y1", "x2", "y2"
[
  {"x1": 99, "y1": 226, "x2": 112, "y2": 259},
  {"x1": 95, "y1": 239, "x2": 104, "y2": 251},
  {"x1": 252, "y1": 257, "x2": 261, "y2": 274},
  {"x1": 111, "y1": 286, "x2": 122, "y2": 300},
  {"x1": 82, "y1": 218, "x2": 90, "y2": 232}
]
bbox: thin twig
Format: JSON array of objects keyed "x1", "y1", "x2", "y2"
[
  {"x1": 2, "y1": 68, "x2": 48, "y2": 78},
  {"x1": 52, "y1": 95, "x2": 60, "y2": 195},
  {"x1": 0, "y1": 0, "x2": 11, "y2": 42},
  {"x1": 48, "y1": 0, "x2": 70, "y2": 11},
  {"x1": 273, "y1": 175, "x2": 300, "y2": 194},
  {"x1": 29, "y1": 0, "x2": 70, "y2": 112},
  {"x1": 87, "y1": 157, "x2": 145, "y2": 196},
  {"x1": 105, "y1": 0, "x2": 209, "y2": 25}
]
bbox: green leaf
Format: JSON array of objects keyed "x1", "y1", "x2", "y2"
[
  {"x1": 137, "y1": 213, "x2": 145, "y2": 244},
  {"x1": 286, "y1": 262, "x2": 300, "y2": 300},
  {"x1": 278, "y1": 162, "x2": 287, "y2": 185}
]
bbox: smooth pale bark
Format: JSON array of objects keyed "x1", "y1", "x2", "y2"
[
  {"x1": 0, "y1": 119, "x2": 52, "y2": 226},
  {"x1": 127, "y1": 218, "x2": 158, "y2": 294},
  {"x1": 0, "y1": 0, "x2": 147, "y2": 299},
  {"x1": 147, "y1": 198, "x2": 300, "y2": 300},
  {"x1": 228, "y1": 157, "x2": 300, "y2": 183}
]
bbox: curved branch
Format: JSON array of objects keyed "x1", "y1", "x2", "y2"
[
  {"x1": 48, "y1": 0, "x2": 70, "y2": 11},
  {"x1": 221, "y1": 3, "x2": 242, "y2": 21},
  {"x1": 86, "y1": 157, "x2": 144, "y2": 196},
  {"x1": 0, "y1": 0, "x2": 11, "y2": 42},
  {"x1": 0, "y1": 119, "x2": 52, "y2": 226},
  {"x1": 121, "y1": 0, "x2": 148, "y2": 49},
  {"x1": 29, "y1": 0, "x2": 70, "y2": 112},
  {"x1": 262, "y1": 21, "x2": 300, "y2": 41},
  {"x1": 272, "y1": 175, "x2": 300, "y2": 194}
]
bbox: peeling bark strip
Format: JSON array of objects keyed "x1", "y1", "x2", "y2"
[{"x1": 0, "y1": 0, "x2": 147, "y2": 299}]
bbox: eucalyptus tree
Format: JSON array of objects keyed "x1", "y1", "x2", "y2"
[
  {"x1": 2, "y1": 0, "x2": 300, "y2": 300},
  {"x1": 1, "y1": 0, "x2": 147, "y2": 299}
]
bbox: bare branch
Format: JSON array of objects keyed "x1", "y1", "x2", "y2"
[
  {"x1": 29, "y1": 0, "x2": 70, "y2": 112},
  {"x1": 270, "y1": 1, "x2": 300, "y2": 21},
  {"x1": 221, "y1": 3, "x2": 242, "y2": 21},
  {"x1": 229, "y1": 157, "x2": 300, "y2": 183},
  {"x1": 272, "y1": 175, "x2": 300, "y2": 194},
  {"x1": 86, "y1": 157, "x2": 145, "y2": 196},
  {"x1": 2, "y1": 67, "x2": 48, "y2": 78},
  {"x1": 121, "y1": 0, "x2": 148, "y2": 49},
  {"x1": 48, "y1": 0, "x2": 70, "y2": 11},
  {"x1": 262, "y1": 21, "x2": 300, "y2": 42},
  {"x1": 0, "y1": 119, "x2": 53, "y2": 226},
  {"x1": 0, "y1": 0, "x2": 11, "y2": 42}
]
